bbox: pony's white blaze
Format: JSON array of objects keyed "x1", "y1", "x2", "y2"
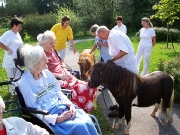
[{"x1": 132, "y1": 96, "x2": 138, "y2": 105}]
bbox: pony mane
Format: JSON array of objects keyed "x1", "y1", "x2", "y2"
[{"x1": 102, "y1": 60, "x2": 142, "y2": 97}]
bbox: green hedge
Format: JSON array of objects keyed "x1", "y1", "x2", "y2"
[
  {"x1": 21, "y1": 7, "x2": 84, "y2": 40},
  {"x1": 158, "y1": 57, "x2": 180, "y2": 100},
  {"x1": 136, "y1": 27, "x2": 180, "y2": 42},
  {"x1": 21, "y1": 13, "x2": 57, "y2": 40}
]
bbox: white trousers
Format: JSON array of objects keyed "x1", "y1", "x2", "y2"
[
  {"x1": 56, "y1": 48, "x2": 66, "y2": 61},
  {"x1": 5, "y1": 68, "x2": 21, "y2": 95},
  {"x1": 136, "y1": 45, "x2": 152, "y2": 76}
]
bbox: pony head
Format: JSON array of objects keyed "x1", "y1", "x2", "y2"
[
  {"x1": 87, "y1": 62, "x2": 105, "y2": 88},
  {"x1": 78, "y1": 57, "x2": 92, "y2": 80}
]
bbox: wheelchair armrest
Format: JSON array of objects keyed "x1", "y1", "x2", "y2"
[
  {"x1": 21, "y1": 107, "x2": 49, "y2": 115},
  {"x1": 61, "y1": 89, "x2": 72, "y2": 94}
]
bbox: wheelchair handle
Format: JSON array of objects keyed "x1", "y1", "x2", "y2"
[
  {"x1": 0, "y1": 76, "x2": 21, "y2": 86},
  {"x1": 0, "y1": 81, "x2": 11, "y2": 86}
]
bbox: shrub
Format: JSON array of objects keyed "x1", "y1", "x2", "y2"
[
  {"x1": 56, "y1": 7, "x2": 83, "y2": 36},
  {"x1": 136, "y1": 27, "x2": 180, "y2": 42},
  {"x1": 21, "y1": 13, "x2": 57, "y2": 40},
  {"x1": 158, "y1": 57, "x2": 180, "y2": 100}
]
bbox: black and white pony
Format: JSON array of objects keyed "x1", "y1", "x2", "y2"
[{"x1": 87, "y1": 60, "x2": 174, "y2": 134}]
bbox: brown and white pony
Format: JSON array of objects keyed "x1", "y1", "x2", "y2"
[
  {"x1": 78, "y1": 49, "x2": 95, "y2": 80},
  {"x1": 88, "y1": 60, "x2": 174, "y2": 134}
]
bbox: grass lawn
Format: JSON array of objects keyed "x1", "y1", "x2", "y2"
[{"x1": 0, "y1": 32, "x2": 179, "y2": 135}]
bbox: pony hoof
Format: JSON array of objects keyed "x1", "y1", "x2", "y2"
[
  {"x1": 150, "y1": 112, "x2": 155, "y2": 117},
  {"x1": 112, "y1": 125, "x2": 120, "y2": 129},
  {"x1": 123, "y1": 130, "x2": 129, "y2": 134},
  {"x1": 164, "y1": 119, "x2": 169, "y2": 124}
]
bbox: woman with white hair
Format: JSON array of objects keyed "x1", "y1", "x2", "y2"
[
  {"x1": 37, "y1": 30, "x2": 97, "y2": 113},
  {"x1": 0, "y1": 96, "x2": 49, "y2": 135},
  {"x1": 18, "y1": 45, "x2": 99, "y2": 135},
  {"x1": 136, "y1": 17, "x2": 156, "y2": 76}
]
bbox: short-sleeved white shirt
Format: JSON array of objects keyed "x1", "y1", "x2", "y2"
[
  {"x1": 139, "y1": 27, "x2": 156, "y2": 46},
  {"x1": 0, "y1": 30, "x2": 23, "y2": 68},
  {"x1": 108, "y1": 29, "x2": 138, "y2": 74},
  {"x1": 113, "y1": 24, "x2": 127, "y2": 34}
]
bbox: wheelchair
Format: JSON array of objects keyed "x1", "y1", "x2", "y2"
[{"x1": 1, "y1": 47, "x2": 102, "y2": 135}]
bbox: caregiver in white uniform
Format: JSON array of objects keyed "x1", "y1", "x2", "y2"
[{"x1": 136, "y1": 17, "x2": 156, "y2": 76}]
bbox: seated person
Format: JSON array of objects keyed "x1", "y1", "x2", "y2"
[
  {"x1": 37, "y1": 31, "x2": 97, "y2": 112},
  {"x1": 18, "y1": 45, "x2": 99, "y2": 135},
  {"x1": 0, "y1": 96, "x2": 49, "y2": 135}
]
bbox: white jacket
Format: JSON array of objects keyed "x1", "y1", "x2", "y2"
[{"x1": 2, "y1": 117, "x2": 49, "y2": 135}]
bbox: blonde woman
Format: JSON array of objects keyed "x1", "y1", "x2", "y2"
[{"x1": 136, "y1": 17, "x2": 156, "y2": 76}]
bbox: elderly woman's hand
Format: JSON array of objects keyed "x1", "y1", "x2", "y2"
[
  {"x1": 67, "y1": 75, "x2": 73, "y2": 83},
  {"x1": 56, "y1": 110, "x2": 73, "y2": 123},
  {"x1": 69, "y1": 104, "x2": 76, "y2": 120},
  {"x1": 58, "y1": 74, "x2": 68, "y2": 81}
]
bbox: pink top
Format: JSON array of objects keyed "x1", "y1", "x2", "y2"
[{"x1": 45, "y1": 49, "x2": 64, "y2": 74}]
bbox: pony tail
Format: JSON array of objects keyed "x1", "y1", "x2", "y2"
[{"x1": 149, "y1": 22, "x2": 153, "y2": 28}]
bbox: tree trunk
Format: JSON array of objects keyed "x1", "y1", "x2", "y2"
[{"x1": 166, "y1": 23, "x2": 169, "y2": 48}]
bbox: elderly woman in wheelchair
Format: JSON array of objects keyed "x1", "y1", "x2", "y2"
[
  {"x1": 37, "y1": 30, "x2": 97, "y2": 113},
  {"x1": 18, "y1": 45, "x2": 99, "y2": 135}
]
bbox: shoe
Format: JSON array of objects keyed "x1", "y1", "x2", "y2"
[
  {"x1": 109, "y1": 105, "x2": 118, "y2": 110},
  {"x1": 108, "y1": 110, "x2": 119, "y2": 117},
  {"x1": 98, "y1": 86, "x2": 103, "y2": 91}
]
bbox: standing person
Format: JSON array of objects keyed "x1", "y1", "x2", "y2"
[
  {"x1": 0, "y1": 17, "x2": 23, "y2": 95},
  {"x1": 89, "y1": 24, "x2": 112, "y2": 63},
  {"x1": 96, "y1": 26, "x2": 138, "y2": 117},
  {"x1": 0, "y1": 96, "x2": 50, "y2": 135},
  {"x1": 136, "y1": 17, "x2": 156, "y2": 76},
  {"x1": 51, "y1": 15, "x2": 76, "y2": 65},
  {"x1": 113, "y1": 16, "x2": 127, "y2": 34}
]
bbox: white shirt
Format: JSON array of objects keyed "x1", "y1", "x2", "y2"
[
  {"x1": 108, "y1": 29, "x2": 138, "y2": 74},
  {"x1": 0, "y1": 30, "x2": 23, "y2": 68},
  {"x1": 18, "y1": 69, "x2": 71, "y2": 125},
  {"x1": 114, "y1": 24, "x2": 127, "y2": 34},
  {"x1": 139, "y1": 27, "x2": 156, "y2": 46}
]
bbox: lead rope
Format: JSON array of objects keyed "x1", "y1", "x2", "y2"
[
  {"x1": 99, "y1": 72, "x2": 109, "y2": 110},
  {"x1": 101, "y1": 87, "x2": 109, "y2": 110}
]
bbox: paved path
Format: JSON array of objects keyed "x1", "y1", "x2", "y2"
[{"x1": 65, "y1": 39, "x2": 180, "y2": 135}]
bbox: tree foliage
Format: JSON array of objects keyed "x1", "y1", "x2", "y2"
[
  {"x1": 73, "y1": 0, "x2": 133, "y2": 31},
  {"x1": 31, "y1": 0, "x2": 72, "y2": 14},
  {"x1": 5, "y1": 0, "x2": 36, "y2": 17},
  {"x1": 151, "y1": 0, "x2": 180, "y2": 25},
  {"x1": 131, "y1": 0, "x2": 159, "y2": 30}
]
